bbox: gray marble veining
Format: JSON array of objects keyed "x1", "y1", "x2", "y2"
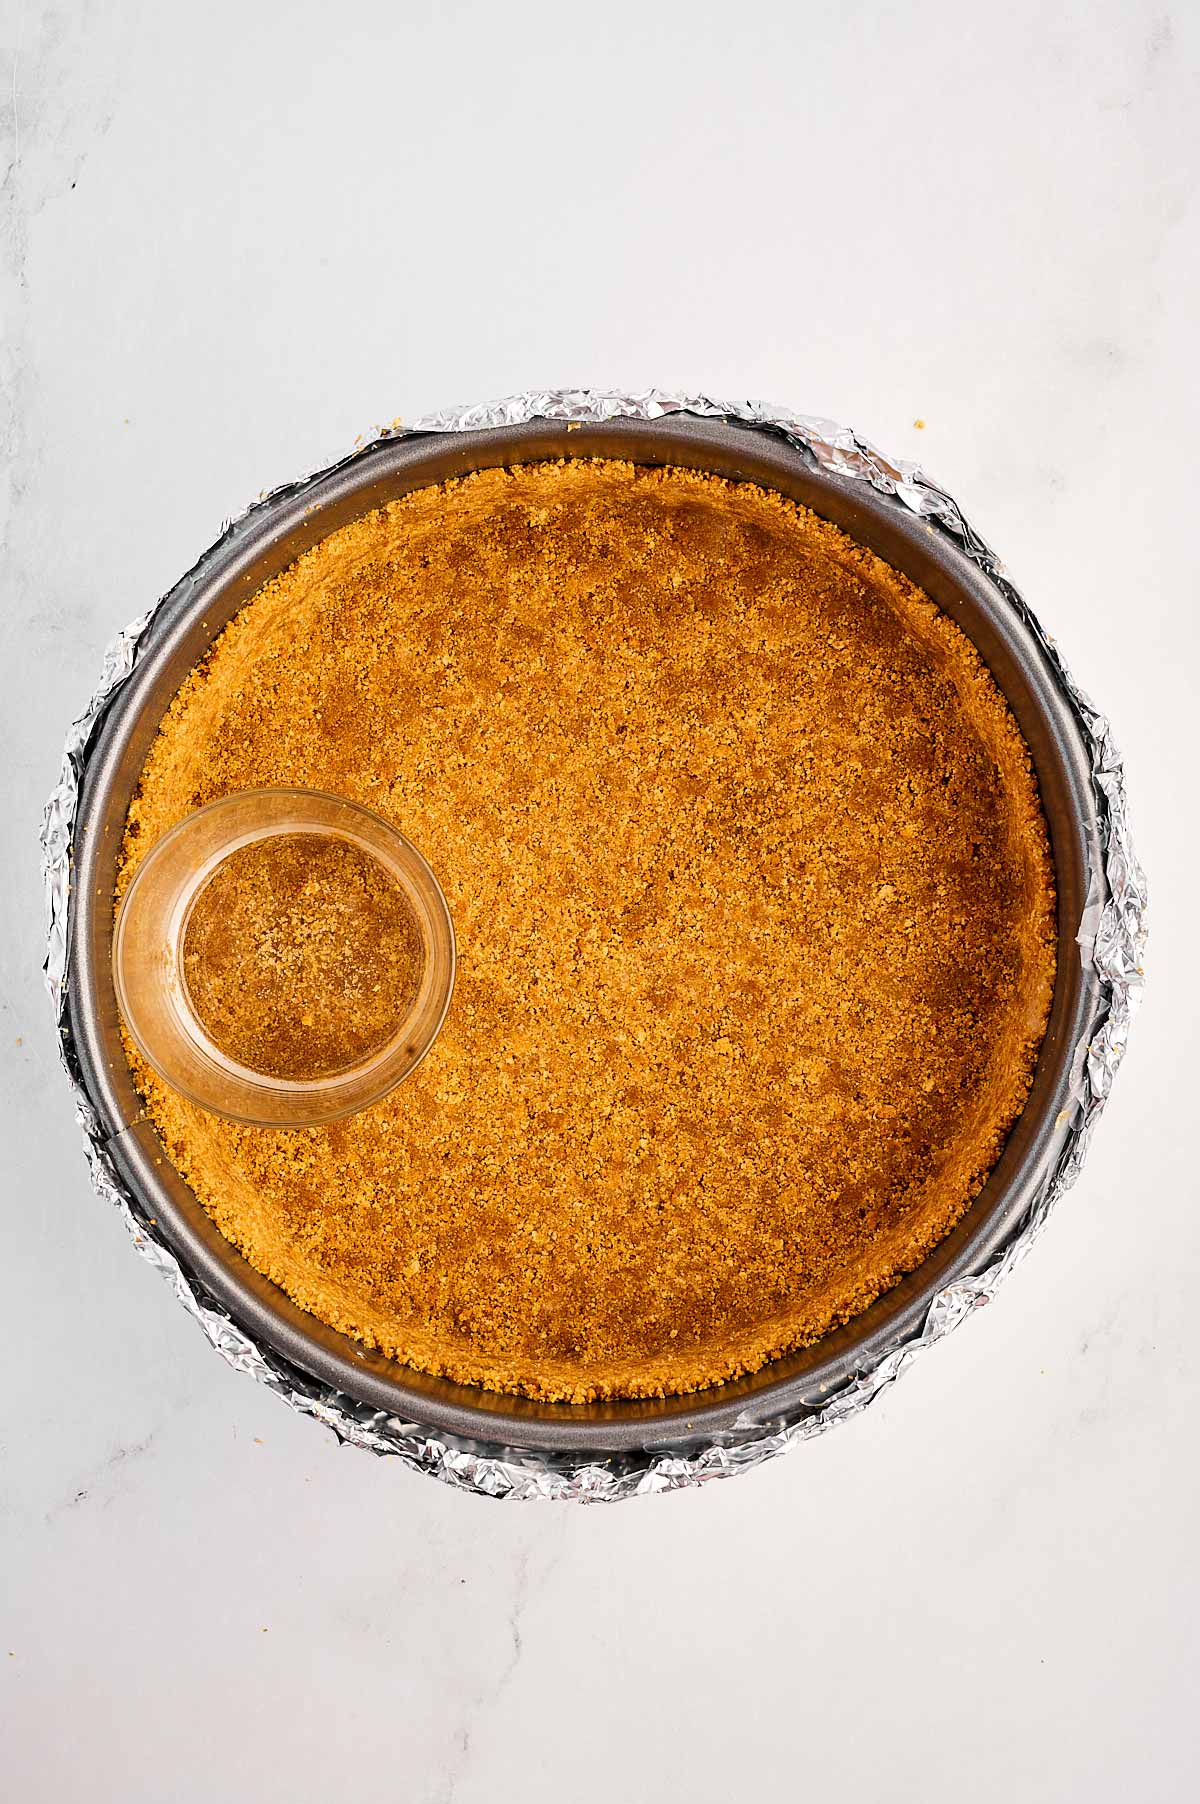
[{"x1": 1, "y1": 3, "x2": 1195, "y2": 1799}]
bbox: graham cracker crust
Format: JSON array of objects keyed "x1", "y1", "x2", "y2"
[{"x1": 120, "y1": 460, "x2": 1057, "y2": 1402}]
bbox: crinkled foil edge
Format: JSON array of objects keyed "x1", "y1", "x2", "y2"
[{"x1": 40, "y1": 389, "x2": 1148, "y2": 1503}]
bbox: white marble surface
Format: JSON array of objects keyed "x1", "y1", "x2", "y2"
[{"x1": 2, "y1": 3, "x2": 1196, "y2": 1798}]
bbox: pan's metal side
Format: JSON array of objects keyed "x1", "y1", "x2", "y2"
[{"x1": 65, "y1": 414, "x2": 1106, "y2": 1459}]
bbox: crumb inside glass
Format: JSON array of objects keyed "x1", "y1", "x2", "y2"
[{"x1": 181, "y1": 833, "x2": 423, "y2": 1081}]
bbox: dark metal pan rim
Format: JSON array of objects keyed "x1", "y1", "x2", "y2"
[{"x1": 66, "y1": 413, "x2": 1105, "y2": 1456}]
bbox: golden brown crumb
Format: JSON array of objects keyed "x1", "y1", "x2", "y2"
[
  {"x1": 182, "y1": 834, "x2": 422, "y2": 1081},
  {"x1": 120, "y1": 460, "x2": 1057, "y2": 1402}
]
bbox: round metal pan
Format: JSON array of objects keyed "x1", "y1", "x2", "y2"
[{"x1": 66, "y1": 414, "x2": 1104, "y2": 1455}]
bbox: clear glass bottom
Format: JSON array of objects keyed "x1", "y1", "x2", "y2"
[{"x1": 113, "y1": 788, "x2": 456, "y2": 1126}]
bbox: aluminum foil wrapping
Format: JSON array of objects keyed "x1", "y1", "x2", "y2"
[{"x1": 40, "y1": 390, "x2": 1148, "y2": 1503}]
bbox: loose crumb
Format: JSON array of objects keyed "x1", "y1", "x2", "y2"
[{"x1": 182, "y1": 834, "x2": 421, "y2": 1080}]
